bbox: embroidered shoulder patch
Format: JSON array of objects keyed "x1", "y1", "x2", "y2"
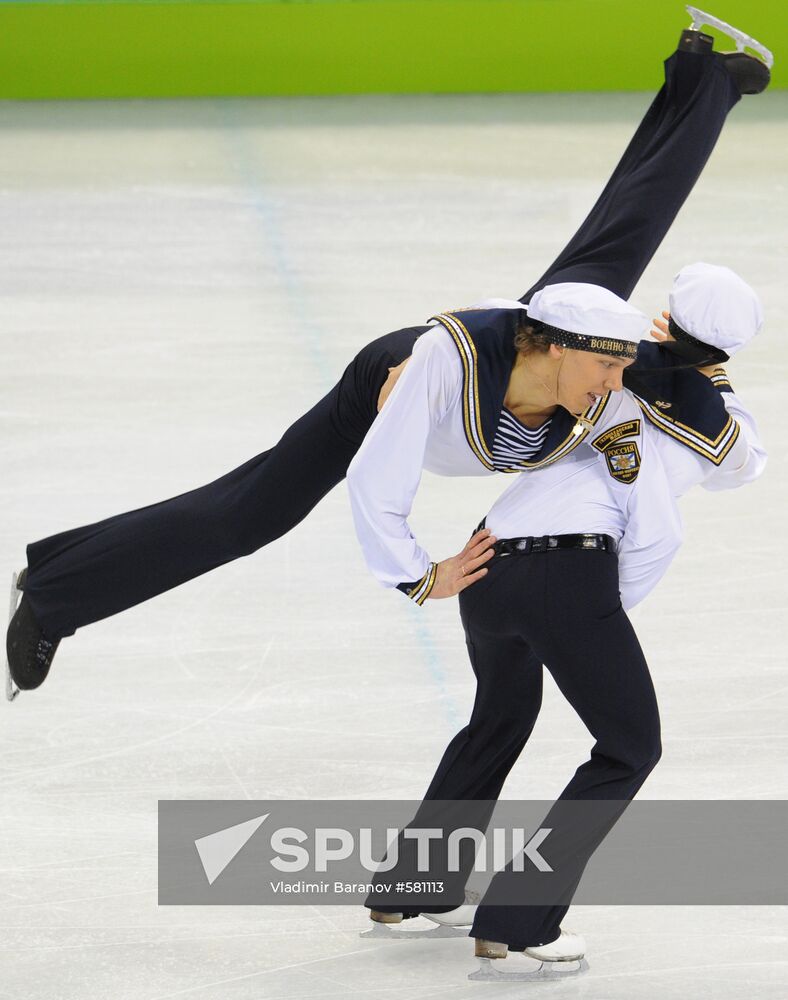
[
  {"x1": 591, "y1": 419, "x2": 641, "y2": 453},
  {"x1": 604, "y1": 441, "x2": 641, "y2": 484}
]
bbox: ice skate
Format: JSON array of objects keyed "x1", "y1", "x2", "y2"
[
  {"x1": 684, "y1": 5, "x2": 772, "y2": 94},
  {"x1": 422, "y1": 888, "x2": 480, "y2": 928},
  {"x1": 469, "y1": 929, "x2": 589, "y2": 982},
  {"x1": 5, "y1": 568, "x2": 60, "y2": 699},
  {"x1": 362, "y1": 906, "x2": 469, "y2": 939},
  {"x1": 524, "y1": 927, "x2": 587, "y2": 962},
  {"x1": 686, "y1": 6, "x2": 773, "y2": 68},
  {"x1": 5, "y1": 571, "x2": 23, "y2": 701}
]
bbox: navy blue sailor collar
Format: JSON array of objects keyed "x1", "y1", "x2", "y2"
[
  {"x1": 623, "y1": 342, "x2": 740, "y2": 466},
  {"x1": 429, "y1": 306, "x2": 612, "y2": 472}
]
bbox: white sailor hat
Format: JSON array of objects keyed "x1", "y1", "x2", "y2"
[
  {"x1": 526, "y1": 282, "x2": 650, "y2": 360},
  {"x1": 668, "y1": 263, "x2": 763, "y2": 360}
]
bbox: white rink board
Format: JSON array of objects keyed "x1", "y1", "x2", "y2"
[{"x1": 1, "y1": 91, "x2": 787, "y2": 999}]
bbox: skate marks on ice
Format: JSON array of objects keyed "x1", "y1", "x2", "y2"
[
  {"x1": 1, "y1": 630, "x2": 275, "y2": 788},
  {"x1": 1, "y1": 90, "x2": 787, "y2": 1000}
]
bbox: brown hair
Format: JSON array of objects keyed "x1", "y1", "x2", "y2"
[{"x1": 514, "y1": 318, "x2": 552, "y2": 356}]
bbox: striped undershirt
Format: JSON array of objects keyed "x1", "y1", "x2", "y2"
[{"x1": 491, "y1": 407, "x2": 552, "y2": 470}]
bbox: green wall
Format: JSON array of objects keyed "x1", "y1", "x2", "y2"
[{"x1": 0, "y1": 0, "x2": 784, "y2": 99}]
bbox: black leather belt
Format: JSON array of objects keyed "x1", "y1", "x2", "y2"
[{"x1": 492, "y1": 533, "x2": 618, "y2": 557}]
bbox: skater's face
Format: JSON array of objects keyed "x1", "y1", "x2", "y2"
[{"x1": 554, "y1": 347, "x2": 634, "y2": 415}]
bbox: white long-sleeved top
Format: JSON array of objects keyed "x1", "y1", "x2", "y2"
[
  {"x1": 486, "y1": 389, "x2": 766, "y2": 610},
  {"x1": 346, "y1": 319, "x2": 766, "y2": 605},
  {"x1": 346, "y1": 324, "x2": 491, "y2": 594},
  {"x1": 485, "y1": 433, "x2": 681, "y2": 612}
]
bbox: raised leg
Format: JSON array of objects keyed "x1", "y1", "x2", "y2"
[
  {"x1": 519, "y1": 42, "x2": 741, "y2": 303},
  {"x1": 18, "y1": 326, "x2": 423, "y2": 645}
]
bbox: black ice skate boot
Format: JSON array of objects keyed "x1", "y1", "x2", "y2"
[
  {"x1": 5, "y1": 569, "x2": 60, "y2": 699},
  {"x1": 684, "y1": 5, "x2": 772, "y2": 95},
  {"x1": 721, "y1": 52, "x2": 770, "y2": 96}
]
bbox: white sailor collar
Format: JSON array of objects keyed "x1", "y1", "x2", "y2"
[{"x1": 430, "y1": 307, "x2": 613, "y2": 472}]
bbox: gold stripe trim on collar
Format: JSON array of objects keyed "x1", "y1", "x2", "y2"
[
  {"x1": 636, "y1": 397, "x2": 737, "y2": 447},
  {"x1": 432, "y1": 312, "x2": 612, "y2": 474},
  {"x1": 432, "y1": 313, "x2": 495, "y2": 471},
  {"x1": 636, "y1": 398, "x2": 740, "y2": 464}
]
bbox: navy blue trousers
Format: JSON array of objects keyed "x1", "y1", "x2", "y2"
[
  {"x1": 458, "y1": 550, "x2": 658, "y2": 949},
  {"x1": 24, "y1": 46, "x2": 739, "y2": 642},
  {"x1": 25, "y1": 326, "x2": 424, "y2": 638},
  {"x1": 520, "y1": 49, "x2": 740, "y2": 302},
  {"x1": 368, "y1": 549, "x2": 661, "y2": 951}
]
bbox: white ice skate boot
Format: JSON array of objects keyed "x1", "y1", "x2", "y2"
[
  {"x1": 364, "y1": 894, "x2": 474, "y2": 939},
  {"x1": 525, "y1": 928, "x2": 586, "y2": 961},
  {"x1": 363, "y1": 913, "x2": 467, "y2": 939},
  {"x1": 469, "y1": 929, "x2": 589, "y2": 982},
  {"x1": 422, "y1": 889, "x2": 479, "y2": 927},
  {"x1": 368, "y1": 909, "x2": 404, "y2": 924}
]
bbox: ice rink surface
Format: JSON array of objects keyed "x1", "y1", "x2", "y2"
[{"x1": 1, "y1": 84, "x2": 787, "y2": 998}]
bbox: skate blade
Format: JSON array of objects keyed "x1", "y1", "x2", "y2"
[
  {"x1": 5, "y1": 571, "x2": 22, "y2": 702},
  {"x1": 468, "y1": 956, "x2": 589, "y2": 982},
  {"x1": 686, "y1": 5, "x2": 774, "y2": 67},
  {"x1": 360, "y1": 920, "x2": 468, "y2": 940}
]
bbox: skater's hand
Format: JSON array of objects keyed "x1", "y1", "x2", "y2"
[
  {"x1": 650, "y1": 310, "x2": 673, "y2": 342},
  {"x1": 651, "y1": 309, "x2": 723, "y2": 378},
  {"x1": 377, "y1": 358, "x2": 411, "y2": 412},
  {"x1": 428, "y1": 529, "x2": 497, "y2": 599}
]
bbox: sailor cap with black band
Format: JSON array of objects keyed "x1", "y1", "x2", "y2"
[
  {"x1": 526, "y1": 282, "x2": 651, "y2": 361},
  {"x1": 663, "y1": 262, "x2": 764, "y2": 366},
  {"x1": 618, "y1": 263, "x2": 764, "y2": 466}
]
